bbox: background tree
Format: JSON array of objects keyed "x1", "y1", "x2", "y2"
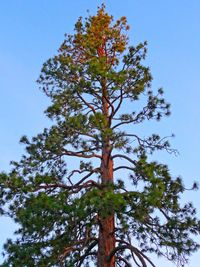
[{"x1": 0, "y1": 5, "x2": 200, "y2": 267}]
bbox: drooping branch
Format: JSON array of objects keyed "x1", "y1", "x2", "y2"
[
  {"x1": 118, "y1": 239, "x2": 156, "y2": 267},
  {"x1": 106, "y1": 239, "x2": 156, "y2": 267},
  {"x1": 112, "y1": 154, "x2": 136, "y2": 165},
  {"x1": 114, "y1": 166, "x2": 135, "y2": 172},
  {"x1": 106, "y1": 245, "x2": 147, "y2": 267}
]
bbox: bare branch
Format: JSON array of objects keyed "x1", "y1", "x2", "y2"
[
  {"x1": 112, "y1": 154, "x2": 136, "y2": 166},
  {"x1": 114, "y1": 166, "x2": 135, "y2": 172}
]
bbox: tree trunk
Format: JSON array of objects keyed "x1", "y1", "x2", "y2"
[
  {"x1": 97, "y1": 214, "x2": 115, "y2": 267},
  {"x1": 97, "y1": 146, "x2": 115, "y2": 267}
]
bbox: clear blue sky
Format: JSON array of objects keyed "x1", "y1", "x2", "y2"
[{"x1": 0, "y1": 1, "x2": 200, "y2": 266}]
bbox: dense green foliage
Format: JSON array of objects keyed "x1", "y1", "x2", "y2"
[{"x1": 0, "y1": 5, "x2": 200, "y2": 267}]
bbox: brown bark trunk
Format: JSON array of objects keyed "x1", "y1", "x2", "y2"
[
  {"x1": 97, "y1": 79, "x2": 116, "y2": 266},
  {"x1": 97, "y1": 153, "x2": 115, "y2": 267},
  {"x1": 97, "y1": 214, "x2": 115, "y2": 267}
]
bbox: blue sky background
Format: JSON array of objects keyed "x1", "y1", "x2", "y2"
[{"x1": 0, "y1": 1, "x2": 200, "y2": 266}]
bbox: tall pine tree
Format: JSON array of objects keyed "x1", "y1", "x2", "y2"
[{"x1": 0, "y1": 5, "x2": 200, "y2": 267}]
